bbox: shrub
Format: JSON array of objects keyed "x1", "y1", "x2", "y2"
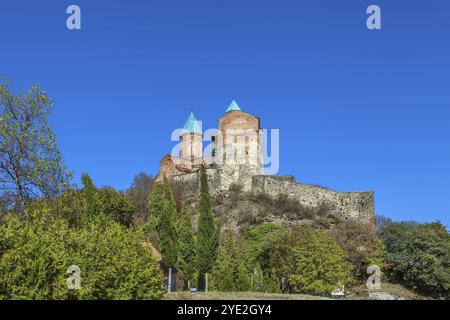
[
  {"x1": 246, "y1": 223, "x2": 288, "y2": 265},
  {"x1": 288, "y1": 229, "x2": 352, "y2": 295},
  {"x1": 228, "y1": 183, "x2": 243, "y2": 204},
  {"x1": 0, "y1": 210, "x2": 165, "y2": 300}
]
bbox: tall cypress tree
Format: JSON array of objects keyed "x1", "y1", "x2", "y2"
[
  {"x1": 147, "y1": 182, "x2": 166, "y2": 231},
  {"x1": 178, "y1": 206, "x2": 196, "y2": 285},
  {"x1": 253, "y1": 262, "x2": 265, "y2": 292},
  {"x1": 158, "y1": 182, "x2": 179, "y2": 268},
  {"x1": 264, "y1": 267, "x2": 281, "y2": 293},
  {"x1": 81, "y1": 173, "x2": 99, "y2": 223},
  {"x1": 196, "y1": 167, "x2": 218, "y2": 290}
]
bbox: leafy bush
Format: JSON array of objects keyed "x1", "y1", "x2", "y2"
[
  {"x1": 379, "y1": 221, "x2": 450, "y2": 298},
  {"x1": 0, "y1": 210, "x2": 165, "y2": 300},
  {"x1": 288, "y1": 229, "x2": 352, "y2": 295},
  {"x1": 245, "y1": 223, "x2": 288, "y2": 265}
]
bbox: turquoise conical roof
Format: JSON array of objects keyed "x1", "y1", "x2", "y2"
[
  {"x1": 182, "y1": 112, "x2": 202, "y2": 135},
  {"x1": 226, "y1": 100, "x2": 241, "y2": 112}
]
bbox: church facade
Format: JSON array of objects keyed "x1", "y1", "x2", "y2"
[{"x1": 156, "y1": 100, "x2": 263, "y2": 191}]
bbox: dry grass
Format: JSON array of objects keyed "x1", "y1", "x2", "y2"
[
  {"x1": 164, "y1": 282, "x2": 431, "y2": 300},
  {"x1": 346, "y1": 283, "x2": 431, "y2": 300},
  {"x1": 164, "y1": 291, "x2": 331, "y2": 300}
]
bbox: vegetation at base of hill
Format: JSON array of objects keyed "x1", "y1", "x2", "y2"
[
  {"x1": 288, "y1": 229, "x2": 352, "y2": 295},
  {"x1": 210, "y1": 230, "x2": 251, "y2": 292},
  {"x1": 378, "y1": 219, "x2": 450, "y2": 299},
  {"x1": 0, "y1": 185, "x2": 165, "y2": 300},
  {"x1": 331, "y1": 220, "x2": 386, "y2": 280},
  {"x1": 247, "y1": 224, "x2": 352, "y2": 294}
]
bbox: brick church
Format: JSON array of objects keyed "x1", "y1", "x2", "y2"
[{"x1": 155, "y1": 100, "x2": 263, "y2": 183}]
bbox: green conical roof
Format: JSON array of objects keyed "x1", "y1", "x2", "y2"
[
  {"x1": 226, "y1": 100, "x2": 241, "y2": 112},
  {"x1": 182, "y1": 112, "x2": 202, "y2": 135}
]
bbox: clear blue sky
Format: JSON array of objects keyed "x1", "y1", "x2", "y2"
[{"x1": 1, "y1": 1, "x2": 449, "y2": 226}]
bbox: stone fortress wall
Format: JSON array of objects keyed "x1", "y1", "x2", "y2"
[
  {"x1": 170, "y1": 167, "x2": 375, "y2": 221},
  {"x1": 251, "y1": 175, "x2": 374, "y2": 221}
]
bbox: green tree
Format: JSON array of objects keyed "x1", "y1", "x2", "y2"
[
  {"x1": 379, "y1": 221, "x2": 450, "y2": 298},
  {"x1": 211, "y1": 230, "x2": 251, "y2": 292},
  {"x1": 289, "y1": 229, "x2": 352, "y2": 295},
  {"x1": 332, "y1": 220, "x2": 386, "y2": 280},
  {"x1": 257, "y1": 227, "x2": 299, "y2": 285},
  {"x1": 126, "y1": 172, "x2": 154, "y2": 224},
  {"x1": 158, "y1": 183, "x2": 179, "y2": 268},
  {"x1": 196, "y1": 167, "x2": 218, "y2": 290},
  {"x1": 147, "y1": 182, "x2": 166, "y2": 232},
  {"x1": 246, "y1": 223, "x2": 288, "y2": 267},
  {"x1": 264, "y1": 267, "x2": 281, "y2": 293},
  {"x1": 0, "y1": 79, "x2": 72, "y2": 211},
  {"x1": 80, "y1": 174, "x2": 136, "y2": 227},
  {"x1": 252, "y1": 262, "x2": 265, "y2": 292},
  {"x1": 98, "y1": 187, "x2": 136, "y2": 227},
  {"x1": 178, "y1": 206, "x2": 196, "y2": 284},
  {"x1": 81, "y1": 173, "x2": 99, "y2": 222}
]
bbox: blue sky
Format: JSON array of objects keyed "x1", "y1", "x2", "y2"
[{"x1": 1, "y1": 1, "x2": 449, "y2": 225}]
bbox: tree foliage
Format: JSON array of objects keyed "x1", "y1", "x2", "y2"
[
  {"x1": 146, "y1": 181, "x2": 179, "y2": 267},
  {"x1": 126, "y1": 172, "x2": 154, "y2": 224},
  {"x1": 264, "y1": 267, "x2": 281, "y2": 293},
  {"x1": 245, "y1": 223, "x2": 288, "y2": 267},
  {"x1": 0, "y1": 209, "x2": 164, "y2": 299},
  {"x1": 81, "y1": 173, "x2": 99, "y2": 222},
  {"x1": 252, "y1": 262, "x2": 265, "y2": 292},
  {"x1": 288, "y1": 229, "x2": 352, "y2": 295},
  {"x1": 0, "y1": 79, "x2": 72, "y2": 210},
  {"x1": 97, "y1": 187, "x2": 136, "y2": 227},
  {"x1": 79, "y1": 173, "x2": 136, "y2": 227},
  {"x1": 332, "y1": 220, "x2": 386, "y2": 279},
  {"x1": 158, "y1": 183, "x2": 179, "y2": 267},
  {"x1": 211, "y1": 230, "x2": 251, "y2": 292},
  {"x1": 196, "y1": 167, "x2": 219, "y2": 290},
  {"x1": 178, "y1": 206, "x2": 196, "y2": 283},
  {"x1": 379, "y1": 221, "x2": 450, "y2": 298}
]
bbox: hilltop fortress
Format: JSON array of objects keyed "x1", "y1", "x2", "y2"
[{"x1": 155, "y1": 101, "x2": 374, "y2": 221}]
